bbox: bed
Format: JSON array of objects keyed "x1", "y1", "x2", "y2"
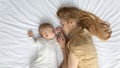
[{"x1": 0, "y1": 0, "x2": 120, "y2": 68}]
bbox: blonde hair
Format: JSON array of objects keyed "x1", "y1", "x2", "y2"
[{"x1": 57, "y1": 7, "x2": 112, "y2": 40}]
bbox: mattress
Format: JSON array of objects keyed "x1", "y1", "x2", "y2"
[{"x1": 0, "y1": 0, "x2": 120, "y2": 68}]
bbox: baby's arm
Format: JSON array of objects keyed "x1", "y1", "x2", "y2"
[{"x1": 28, "y1": 30, "x2": 37, "y2": 47}]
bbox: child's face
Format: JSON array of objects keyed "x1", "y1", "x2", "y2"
[{"x1": 40, "y1": 27, "x2": 55, "y2": 39}]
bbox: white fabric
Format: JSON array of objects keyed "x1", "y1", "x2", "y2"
[
  {"x1": 0, "y1": 0, "x2": 120, "y2": 68},
  {"x1": 29, "y1": 37, "x2": 63, "y2": 68}
]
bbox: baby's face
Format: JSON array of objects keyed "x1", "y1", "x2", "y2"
[{"x1": 40, "y1": 27, "x2": 55, "y2": 39}]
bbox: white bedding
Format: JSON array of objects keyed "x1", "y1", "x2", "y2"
[{"x1": 0, "y1": 0, "x2": 120, "y2": 68}]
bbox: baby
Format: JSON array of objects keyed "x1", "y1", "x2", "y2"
[{"x1": 28, "y1": 23, "x2": 63, "y2": 68}]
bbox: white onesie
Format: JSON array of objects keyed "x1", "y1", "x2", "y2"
[{"x1": 29, "y1": 37, "x2": 63, "y2": 68}]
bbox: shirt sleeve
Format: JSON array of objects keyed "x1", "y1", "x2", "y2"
[
  {"x1": 56, "y1": 43, "x2": 63, "y2": 67},
  {"x1": 68, "y1": 37, "x2": 86, "y2": 59},
  {"x1": 28, "y1": 36, "x2": 37, "y2": 47}
]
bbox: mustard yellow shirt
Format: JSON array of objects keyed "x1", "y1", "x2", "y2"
[{"x1": 67, "y1": 27, "x2": 98, "y2": 68}]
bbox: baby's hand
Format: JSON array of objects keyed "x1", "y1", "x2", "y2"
[
  {"x1": 28, "y1": 30, "x2": 33, "y2": 37},
  {"x1": 57, "y1": 31, "x2": 66, "y2": 49},
  {"x1": 56, "y1": 26, "x2": 62, "y2": 35},
  {"x1": 56, "y1": 27, "x2": 66, "y2": 49}
]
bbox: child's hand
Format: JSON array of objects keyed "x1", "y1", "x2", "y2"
[
  {"x1": 56, "y1": 26, "x2": 62, "y2": 35},
  {"x1": 57, "y1": 30, "x2": 66, "y2": 49},
  {"x1": 56, "y1": 26, "x2": 62, "y2": 31},
  {"x1": 28, "y1": 30, "x2": 33, "y2": 37}
]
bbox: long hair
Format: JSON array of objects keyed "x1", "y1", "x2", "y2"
[{"x1": 57, "y1": 7, "x2": 112, "y2": 40}]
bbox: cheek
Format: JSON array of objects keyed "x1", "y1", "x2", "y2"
[
  {"x1": 62, "y1": 25, "x2": 68, "y2": 33},
  {"x1": 62, "y1": 26, "x2": 65, "y2": 31},
  {"x1": 61, "y1": 21, "x2": 69, "y2": 32}
]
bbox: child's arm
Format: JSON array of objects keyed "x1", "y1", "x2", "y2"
[{"x1": 28, "y1": 30, "x2": 37, "y2": 47}]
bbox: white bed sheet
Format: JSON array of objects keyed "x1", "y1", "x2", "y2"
[{"x1": 0, "y1": 0, "x2": 120, "y2": 68}]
